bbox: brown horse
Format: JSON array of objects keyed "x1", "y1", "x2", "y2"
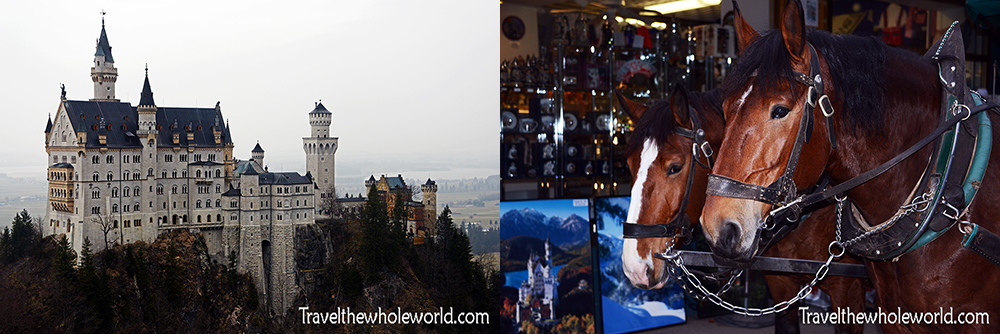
[
  {"x1": 702, "y1": 0, "x2": 1000, "y2": 332},
  {"x1": 619, "y1": 88, "x2": 864, "y2": 333}
]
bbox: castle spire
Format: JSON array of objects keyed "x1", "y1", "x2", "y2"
[
  {"x1": 91, "y1": 12, "x2": 118, "y2": 101},
  {"x1": 138, "y1": 64, "x2": 155, "y2": 108}
]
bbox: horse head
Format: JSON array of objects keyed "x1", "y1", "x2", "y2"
[
  {"x1": 619, "y1": 86, "x2": 725, "y2": 289},
  {"x1": 701, "y1": 0, "x2": 838, "y2": 264}
]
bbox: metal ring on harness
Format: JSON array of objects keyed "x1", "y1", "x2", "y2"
[
  {"x1": 806, "y1": 86, "x2": 817, "y2": 108},
  {"x1": 951, "y1": 103, "x2": 972, "y2": 121},
  {"x1": 828, "y1": 241, "x2": 845, "y2": 258},
  {"x1": 701, "y1": 141, "x2": 714, "y2": 159}
]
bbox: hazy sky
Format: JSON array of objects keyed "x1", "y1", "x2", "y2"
[{"x1": 0, "y1": 0, "x2": 498, "y2": 187}]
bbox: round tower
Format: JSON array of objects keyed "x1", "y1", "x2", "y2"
[{"x1": 90, "y1": 15, "x2": 119, "y2": 102}]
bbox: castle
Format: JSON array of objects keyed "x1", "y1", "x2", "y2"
[
  {"x1": 517, "y1": 238, "x2": 557, "y2": 323},
  {"x1": 41, "y1": 18, "x2": 336, "y2": 315}
]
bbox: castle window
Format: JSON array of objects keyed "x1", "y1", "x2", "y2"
[
  {"x1": 157, "y1": 185, "x2": 163, "y2": 195},
  {"x1": 148, "y1": 168, "x2": 154, "y2": 177},
  {"x1": 217, "y1": 214, "x2": 222, "y2": 222},
  {"x1": 107, "y1": 155, "x2": 113, "y2": 164},
  {"x1": 196, "y1": 200, "x2": 202, "y2": 208},
  {"x1": 93, "y1": 172, "x2": 99, "y2": 181},
  {"x1": 216, "y1": 199, "x2": 221, "y2": 207},
  {"x1": 124, "y1": 155, "x2": 129, "y2": 163},
  {"x1": 71, "y1": 156, "x2": 76, "y2": 163},
  {"x1": 180, "y1": 154, "x2": 187, "y2": 162},
  {"x1": 172, "y1": 170, "x2": 177, "y2": 178},
  {"x1": 113, "y1": 220, "x2": 118, "y2": 228},
  {"x1": 194, "y1": 154, "x2": 201, "y2": 161},
  {"x1": 92, "y1": 156, "x2": 99, "y2": 164},
  {"x1": 171, "y1": 185, "x2": 177, "y2": 194},
  {"x1": 164, "y1": 154, "x2": 173, "y2": 162},
  {"x1": 197, "y1": 215, "x2": 202, "y2": 223},
  {"x1": 162, "y1": 171, "x2": 167, "y2": 179},
  {"x1": 206, "y1": 215, "x2": 211, "y2": 222},
  {"x1": 134, "y1": 203, "x2": 139, "y2": 211},
  {"x1": 123, "y1": 172, "x2": 129, "y2": 180},
  {"x1": 215, "y1": 169, "x2": 221, "y2": 178},
  {"x1": 231, "y1": 215, "x2": 237, "y2": 221},
  {"x1": 205, "y1": 200, "x2": 211, "y2": 208},
  {"x1": 133, "y1": 172, "x2": 140, "y2": 180},
  {"x1": 196, "y1": 170, "x2": 201, "y2": 178},
  {"x1": 112, "y1": 204, "x2": 118, "y2": 213},
  {"x1": 216, "y1": 185, "x2": 221, "y2": 193},
  {"x1": 124, "y1": 220, "x2": 130, "y2": 228},
  {"x1": 182, "y1": 170, "x2": 187, "y2": 178},
  {"x1": 107, "y1": 172, "x2": 113, "y2": 181},
  {"x1": 182, "y1": 185, "x2": 188, "y2": 194},
  {"x1": 134, "y1": 187, "x2": 140, "y2": 196}
]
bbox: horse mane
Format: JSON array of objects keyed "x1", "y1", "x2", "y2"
[
  {"x1": 625, "y1": 89, "x2": 724, "y2": 156},
  {"x1": 721, "y1": 29, "x2": 921, "y2": 135}
]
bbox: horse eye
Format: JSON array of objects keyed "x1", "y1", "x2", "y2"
[
  {"x1": 771, "y1": 106, "x2": 791, "y2": 119},
  {"x1": 667, "y1": 164, "x2": 683, "y2": 175}
]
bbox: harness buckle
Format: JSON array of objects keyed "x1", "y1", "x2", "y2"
[
  {"x1": 700, "y1": 141, "x2": 713, "y2": 159},
  {"x1": 819, "y1": 95, "x2": 835, "y2": 117},
  {"x1": 806, "y1": 86, "x2": 817, "y2": 108}
]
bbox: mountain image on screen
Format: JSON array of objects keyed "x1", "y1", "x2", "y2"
[{"x1": 499, "y1": 208, "x2": 589, "y2": 248}]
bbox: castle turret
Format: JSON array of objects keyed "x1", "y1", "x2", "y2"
[
  {"x1": 251, "y1": 142, "x2": 264, "y2": 169},
  {"x1": 90, "y1": 15, "x2": 118, "y2": 102}
]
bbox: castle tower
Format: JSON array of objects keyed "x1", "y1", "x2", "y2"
[
  {"x1": 90, "y1": 15, "x2": 118, "y2": 102},
  {"x1": 303, "y1": 101, "x2": 338, "y2": 206},
  {"x1": 365, "y1": 175, "x2": 376, "y2": 194},
  {"x1": 251, "y1": 142, "x2": 265, "y2": 169},
  {"x1": 137, "y1": 67, "x2": 159, "y2": 241},
  {"x1": 421, "y1": 179, "x2": 437, "y2": 235}
]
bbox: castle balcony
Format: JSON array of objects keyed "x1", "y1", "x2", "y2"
[{"x1": 195, "y1": 178, "x2": 213, "y2": 184}]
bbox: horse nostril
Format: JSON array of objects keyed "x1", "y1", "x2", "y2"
[{"x1": 718, "y1": 220, "x2": 742, "y2": 251}]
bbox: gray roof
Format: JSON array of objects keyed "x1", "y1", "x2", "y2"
[
  {"x1": 222, "y1": 187, "x2": 241, "y2": 196},
  {"x1": 45, "y1": 117, "x2": 52, "y2": 133},
  {"x1": 61, "y1": 99, "x2": 233, "y2": 148},
  {"x1": 252, "y1": 142, "x2": 264, "y2": 153},
  {"x1": 138, "y1": 72, "x2": 155, "y2": 107},
  {"x1": 258, "y1": 172, "x2": 311, "y2": 185},
  {"x1": 50, "y1": 162, "x2": 74, "y2": 169},
  {"x1": 385, "y1": 176, "x2": 406, "y2": 189},
  {"x1": 424, "y1": 178, "x2": 436, "y2": 186},
  {"x1": 95, "y1": 24, "x2": 114, "y2": 63},
  {"x1": 309, "y1": 102, "x2": 331, "y2": 114}
]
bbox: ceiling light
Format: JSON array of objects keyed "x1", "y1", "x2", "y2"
[{"x1": 645, "y1": 0, "x2": 722, "y2": 15}]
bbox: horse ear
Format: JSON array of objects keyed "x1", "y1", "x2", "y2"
[
  {"x1": 779, "y1": 0, "x2": 808, "y2": 66},
  {"x1": 732, "y1": 1, "x2": 759, "y2": 55},
  {"x1": 669, "y1": 86, "x2": 691, "y2": 126},
  {"x1": 616, "y1": 91, "x2": 648, "y2": 120}
]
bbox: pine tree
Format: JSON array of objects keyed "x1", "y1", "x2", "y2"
[
  {"x1": 360, "y1": 184, "x2": 389, "y2": 281},
  {"x1": 0, "y1": 209, "x2": 40, "y2": 263},
  {"x1": 53, "y1": 234, "x2": 77, "y2": 281}
]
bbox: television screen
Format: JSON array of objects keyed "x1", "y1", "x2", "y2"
[
  {"x1": 594, "y1": 196, "x2": 686, "y2": 333},
  {"x1": 498, "y1": 198, "x2": 594, "y2": 334}
]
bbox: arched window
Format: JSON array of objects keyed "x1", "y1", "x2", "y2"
[
  {"x1": 92, "y1": 156, "x2": 100, "y2": 164},
  {"x1": 106, "y1": 155, "x2": 113, "y2": 164},
  {"x1": 171, "y1": 185, "x2": 177, "y2": 194},
  {"x1": 148, "y1": 168, "x2": 154, "y2": 177},
  {"x1": 172, "y1": 170, "x2": 177, "y2": 178},
  {"x1": 107, "y1": 172, "x2": 113, "y2": 181},
  {"x1": 217, "y1": 214, "x2": 222, "y2": 222},
  {"x1": 206, "y1": 200, "x2": 211, "y2": 208},
  {"x1": 215, "y1": 169, "x2": 221, "y2": 178},
  {"x1": 123, "y1": 171, "x2": 130, "y2": 180},
  {"x1": 162, "y1": 170, "x2": 168, "y2": 179},
  {"x1": 206, "y1": 215, "x2": 211, "y2": 222},
  {"x1": 196, "y1": 200, "x2": 202, "y2": 208},
  {"x1": 216, "y1": 199, "x2": 221, "y2": 207},
  {"x1": 196, "y1": 170, "x2": 201, "y2": 178},
  {"x1": 93, "y1": 172, "x2": 99, "y2": 181},
  {"x1": 112, "y1": 204, "x2": 119, "y2": 213},
  {"x1": 157, "y1": 185, "x2": 164, "y2": 195},
  {"x1": 111, "y1": 187, "x2": 118, "y2": 197}
]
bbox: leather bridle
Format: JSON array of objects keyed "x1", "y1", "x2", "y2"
[
  {"x1": 622, "y1": 104, "x2": 715, "y2": 244},
  {"x1": 704, "y1": 43, "x2": 838, "y2": 253}
]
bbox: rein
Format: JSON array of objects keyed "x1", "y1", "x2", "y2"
[{"x1": 622, "y1": 104, "x2": 715, "y2": 242}]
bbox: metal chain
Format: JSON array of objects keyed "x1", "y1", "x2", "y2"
[
  {"x1": 834, "y1": 191, "x2": 933, "y2": 247},
  {"x1": 662, "y1": 247, "x2": 838, "y2": 317}
]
